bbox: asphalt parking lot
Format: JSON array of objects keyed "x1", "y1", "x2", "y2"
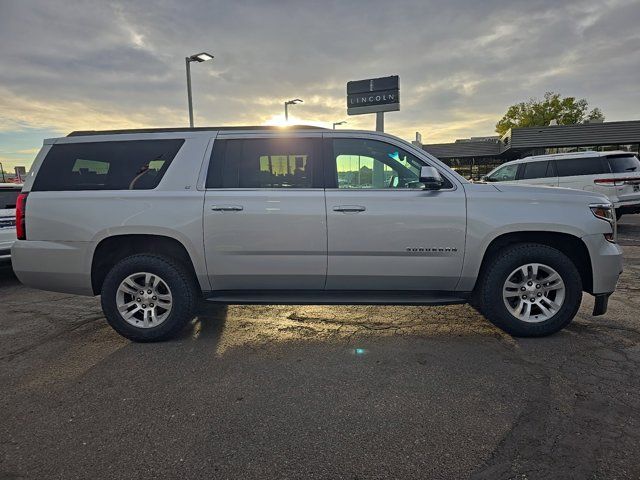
[{"x1": 1, "y1": 217, "x2": 640, "y2": 480}]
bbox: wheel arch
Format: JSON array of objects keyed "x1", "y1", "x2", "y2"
[
  {"x1": 91, "y1": 234, "x2": 205, "y2": 295},
  {"x1": 473, "y1": 231, "x2": 593, "y2": 294}
]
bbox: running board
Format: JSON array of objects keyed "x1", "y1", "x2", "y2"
[{"x1": 205, "y1": 290, "x2": 470, "y2": 306}]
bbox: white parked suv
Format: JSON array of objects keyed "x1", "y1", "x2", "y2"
[
  {"x1": 484, "y1": 151, "x2": 640, "y2": 219},
  {"x1": 0, "y1": 183, "x2": 23, "y2": 262},
  {"x1": 12, "y1": 127, "x2": 623, "y2": 341}
]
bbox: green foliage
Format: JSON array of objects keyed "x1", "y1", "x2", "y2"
[{"x1": 495, "y1": 92, "x2": 605, "y2": 136}]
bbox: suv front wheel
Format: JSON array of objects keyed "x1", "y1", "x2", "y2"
[
  {"x1": 475, "y1": 243, "x2": 583, "y2": 337},
  {"x1": 101, "y1": 254, "x2": 197, "y2": 342}
]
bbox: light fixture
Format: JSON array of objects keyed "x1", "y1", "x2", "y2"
[{"x1": 189, "y1": 52, "x2": 214, "y2": 63}]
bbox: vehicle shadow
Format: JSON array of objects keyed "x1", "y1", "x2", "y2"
[
  {"x1": 0, "y1": 264, "x2": 18, "y2": 286},
  {"x1": 174, "y1": 301, "x2": 229, "y2": 344}
]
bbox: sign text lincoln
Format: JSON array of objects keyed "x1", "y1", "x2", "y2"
[{"x1": 347, "y1": 75, "x2": 400, "y2": 115}]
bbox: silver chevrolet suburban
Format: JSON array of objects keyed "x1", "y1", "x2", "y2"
[{"x1": 12, "y1": 126, "x2": 623, "y2": 341}]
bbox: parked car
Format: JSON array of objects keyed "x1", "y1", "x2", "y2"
[
  {"x1": 12, "y1": 127, "x2": 622, "y2": 341},
  {"x1": 483, "y1": 151, "x2": 640, "y2": 219},
  {"x1": 0, "y1": 183, "x2": 22, "y2": 262}
]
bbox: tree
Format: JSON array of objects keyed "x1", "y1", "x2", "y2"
[{"x1": 495, "y1": 92, "x2": 604, "y2": 136}]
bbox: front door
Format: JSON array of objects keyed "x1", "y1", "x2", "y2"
[
  {"x1": 324, "y1": 135, "x2": 466, "y2": 291},
  {"x1": 203, "y1": 134, "x2": 326, "y2": 290}
]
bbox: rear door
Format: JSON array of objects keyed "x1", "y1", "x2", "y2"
[
  {"x1": 516, "y1": 160, "x2": 558, "y2": 187},
  {"x1": 556, "y1": 156, "x2": 609, "y2": 193},
  {"x1": 323, "y1": 134, "x2": 466, "y2": 291},
  {"x1": 203, "y1": 133, "x2": 327, "y2": 290}
]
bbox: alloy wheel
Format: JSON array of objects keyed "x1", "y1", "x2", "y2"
[
  {"x1": 502, "y1": 263, "x2": 566, "y2": 323},
  {"x1": 116, "y1": 272, "x2": 173, "y2": 328}
]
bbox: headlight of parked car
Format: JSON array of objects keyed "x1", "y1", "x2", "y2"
[{"x1": 589, "y1": 203, "x2": 616, "y2": 243}]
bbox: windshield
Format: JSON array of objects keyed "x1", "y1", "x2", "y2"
[{"x1": 0, "y1": 188, "x2": 21, "y2": 209}]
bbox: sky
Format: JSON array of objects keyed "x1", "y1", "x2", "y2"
[{"x1": 1, "y1": 0, "x2": 639, "y2": 171}]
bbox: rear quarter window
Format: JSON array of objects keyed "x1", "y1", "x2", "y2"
[
  {"x1": 31, "y1": 139, "x2": 184, "y2": 191},
  {"x1": 607, "y1": 154, "x2": 640, "y2": 173}
]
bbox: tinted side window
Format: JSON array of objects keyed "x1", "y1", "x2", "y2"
[
  {"x1": 207, "y1": 138, "x2": 320, "y2": 188},
  {"x1": 330, "y1": 139, "x2": 451, "y2": 189},
  {"x1": 32, "y1": 140, "x2": 184, "y2": 191},
  {"x1": 607, "y1": 154, "x2": 640, "y2": 173},
  {"x1": 556, "y1": 157, "x2": 607, "y2": 177},
  {"x1": 521, "y1": 161, "x2": 550, "y2": 180}
]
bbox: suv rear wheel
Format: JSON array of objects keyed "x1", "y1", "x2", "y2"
[
  {"x1": 101, "y1": 254, "x2": 196, "y2": 342},
  {"x1": 475, "y1": 243, "x2": 582, "y2": 337}
]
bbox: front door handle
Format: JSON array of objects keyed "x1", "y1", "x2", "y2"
[
  {"x1": 333, "y1": 205, "x2": 366, "y2": 213},
  {"x1": 211, "y1": 205, "x2": 244, "y2": 212}
]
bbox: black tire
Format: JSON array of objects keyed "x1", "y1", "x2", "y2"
[
  {"x1": 615, "y1": 209, "x2": 623, "y2": 221},
  {"x1": 475, "y1": 243, "x2": 582, "y2": 337},
  {"x1": 101, "y1": 254, "x2": 197, "y2": 342}
]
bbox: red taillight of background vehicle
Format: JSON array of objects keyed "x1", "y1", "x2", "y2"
[
  {"x1": 594, "y1": 177, "x2": 640, "y2": 186},
  {"x1": 16, "y1": 192, "x2": 28, "y2": 240}
]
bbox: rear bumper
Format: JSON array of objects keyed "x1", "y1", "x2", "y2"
[
  {"x1": 616, "y1": 204, "x2": 640, "y2": 215},
  {"x1": 581, "y1": 233, "x2": 623, "y2": 295},
  {"x1": 0, "y1": 239, "x2": 14, "y2": 262},
  {"x1": 614, "y1": 198, "x2": 640, "y2": 212},
  {"x1": 11, "y1": 240, "x2": 94, "y2": 295}
]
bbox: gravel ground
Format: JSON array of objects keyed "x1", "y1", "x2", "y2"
[{"x1": 1, "y1": 218, "x2": 639, "y2": 479}]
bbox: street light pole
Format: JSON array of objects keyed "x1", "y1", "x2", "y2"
[
  {"x1": 184, "y1": 52, "x2": 214, "y2": 128},
  {"x1": 333, "y1": 121, "x2": 346, "y2": 129},
  {"x1": 284, "y1": 99, "x2": 303, "y2": 123},
  {"x1": 185, "y1": 57, "x2": 194, "y2": 128}
]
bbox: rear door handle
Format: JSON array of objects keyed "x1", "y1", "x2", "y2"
[
  {"x1": 333, "y1": 205, "x2": 366, "y2": 213},
  {"x1": 211, "y1": 205, "x2": 244, "y2": 211}
]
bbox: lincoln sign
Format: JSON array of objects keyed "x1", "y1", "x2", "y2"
[{"x1": 347, "y1": 75, "x2": 400, "y2": 115}]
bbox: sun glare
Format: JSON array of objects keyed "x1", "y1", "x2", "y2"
[{"x1": 263, "y1": 114, "x2": 331, "y2": 129}]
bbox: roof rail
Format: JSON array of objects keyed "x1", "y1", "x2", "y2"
[{"x1": 67, "y1": 125, "x2": 326, "y2": 137}]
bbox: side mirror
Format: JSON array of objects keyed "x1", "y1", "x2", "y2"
[{"x1": 419, "y1": 166, "x2": 445, "y2": 190}]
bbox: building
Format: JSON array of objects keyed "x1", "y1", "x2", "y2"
[{"x1": 421, "y1": 120, "x2": 640, "y2": 179}]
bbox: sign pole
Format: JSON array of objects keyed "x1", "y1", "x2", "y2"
[
  {"x1": 346, "y1": 75, "x2": 398, "y2": 132},
  {"x1": 376, "y1": 112, "x2": 384, "y2": 132}
]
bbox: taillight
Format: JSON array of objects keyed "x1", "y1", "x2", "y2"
[
  {"x1": 594, "y1": 177, "x2": 640, "y2": 186},
  {"x1": 16, "y1": 192, "x2": 28, "y2": 240}
]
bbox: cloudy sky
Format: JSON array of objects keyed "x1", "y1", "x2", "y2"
[{"x1": 1, "y1": 0, "x2": 639, "y2": 170}]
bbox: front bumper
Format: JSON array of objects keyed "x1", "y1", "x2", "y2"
[{"x1": 581, "y1": 233, "x2": 623, "y2": 296}]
